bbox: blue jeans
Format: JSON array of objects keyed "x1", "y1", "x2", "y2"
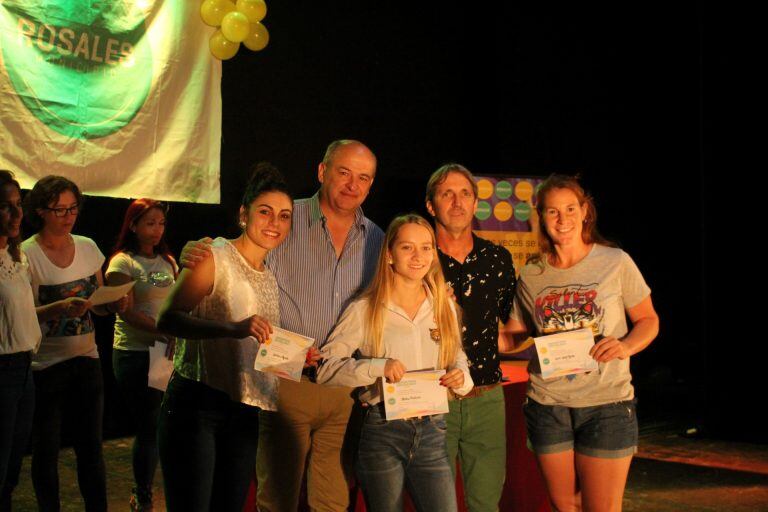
[
  {"x1": 112, "y1": 349, "x2": 163, "y2": 495},
  {"x1": 356, "y1": 405, "x2": 457, "y2": 512},
  {"x1": 31, "y1": 356, "x2": 106, "y2": 512},
  {"x1": 0, "y1": 351, "x2": 35, "y2": 512},
  {"x1": 158, "y1": 374, "x2": 261, "y2": 512}
]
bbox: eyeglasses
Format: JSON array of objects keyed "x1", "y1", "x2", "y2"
[{"x1": 44, "y1": 204, "x2": 79, "y2": 217}]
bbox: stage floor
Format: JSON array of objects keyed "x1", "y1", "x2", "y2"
[{"x1": 9, "y1": 421, "x2": 768, "y2": 511}]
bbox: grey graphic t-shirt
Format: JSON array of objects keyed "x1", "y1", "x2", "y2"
[{"x1": 511, "y1": 244, "x2": 651, "y2": 407}]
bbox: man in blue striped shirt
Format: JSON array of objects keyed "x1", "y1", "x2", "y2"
[{"x1": 255, "y1": 140, "x2": 384, "y2": 511}]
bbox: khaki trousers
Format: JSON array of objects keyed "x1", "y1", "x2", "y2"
[{"x1": 256, "y1": 377, "x2": 355, "y2": 512}]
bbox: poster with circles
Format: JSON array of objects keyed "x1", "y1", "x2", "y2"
[{"x1": 471, "y1": 175, "x2": 544, "y2": 274}]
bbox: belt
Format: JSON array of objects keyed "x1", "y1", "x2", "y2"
[
  {"x1": 301, "y1": 366, "x2": 317, "y2": 382},
  {"x1": 452, "y1": 382, "x2": 501, "y2": 400}
]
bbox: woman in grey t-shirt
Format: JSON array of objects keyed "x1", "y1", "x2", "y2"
[{"x1": 504, "y1": 174, "x2": 659, "y2": 512}]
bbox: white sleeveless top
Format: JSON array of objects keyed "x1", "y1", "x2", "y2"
[{"x1": 174, "y1": 238, "x2": 279, "y2": 410}]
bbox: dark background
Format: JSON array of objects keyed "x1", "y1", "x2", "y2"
[{"x1": 24, "y1": 3, "x2": 755, "y2": 441}]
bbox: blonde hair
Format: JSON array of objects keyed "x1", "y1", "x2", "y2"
[{"x1": 362, "y1": 214, "x2": 461, "y2": 369}]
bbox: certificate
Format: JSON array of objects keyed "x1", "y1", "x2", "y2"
[
  {"x1": 534, "y1": 327, "x2": 598, "y2": 380},
  {"x1": 382, "y1": 369, "x2": 449, "y2": 420},
  {"x1": 253, "y1": 327, "x2": 314, "y2": 382},
  {"x1": 148, "y1": 341, "x2": 174, "y2": 392},
  {"x1": 88, "y1": 281, "x2": 135, "y2": 306}
]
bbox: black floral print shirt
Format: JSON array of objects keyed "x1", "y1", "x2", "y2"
[{"x1": 439, "y1": 234, "x2": 516, "y2": 386}]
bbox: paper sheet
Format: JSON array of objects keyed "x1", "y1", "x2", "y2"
[
  {"x1": 88, "y1": 281, "x2": 135, "y2": 306},
  {"x1": 382, "y1": 369, "x2": 449, "y2": 420},
  {"x1": 148, "y1": 341, "x2": 174, "y2": 391}
]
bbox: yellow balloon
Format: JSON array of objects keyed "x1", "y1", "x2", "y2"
[
  {"x1": 200, "y1": 0, "x2": 236, "y2": 27},
  {"x1": 209, "y1": 30, "x2": 240, "y2": 60},
  {"x1": 236, "y1": 0, "x2": 267, "y2": 23},
  {"x1": 221, "y1": 11, "x2": 250, "y2": 43},
  {"x1": 243, "y1": 22, "x2": 269, "y2": 51}
]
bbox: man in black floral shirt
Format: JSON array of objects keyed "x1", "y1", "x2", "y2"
[{"x1": 426, "y1": 164, "x2": 516, "y2": 512}]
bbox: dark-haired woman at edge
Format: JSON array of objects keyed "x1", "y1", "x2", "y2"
[{"x1": 0, "y1": 169, "x2": 42, "y2": 511}]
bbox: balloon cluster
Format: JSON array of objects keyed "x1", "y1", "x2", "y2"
[{"x1": 201, "y1": 0, "x2": 269, "y2": 60}]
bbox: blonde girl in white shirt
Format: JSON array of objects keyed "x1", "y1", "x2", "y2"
[{"x1": 318, "y1": 214, "x2": 473, "y2": 512}]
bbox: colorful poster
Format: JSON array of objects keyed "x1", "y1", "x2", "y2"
[
  {"x1": 0, "y1": 0, "x2": 221, "y2": 203},
  {"x1": 472, "y1": 175, "x2": 544, "y2": 273}
]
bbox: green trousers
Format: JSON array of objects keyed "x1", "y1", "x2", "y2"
[{"x1": 447, "y1": 385, "x2": 507, "y2": 512}]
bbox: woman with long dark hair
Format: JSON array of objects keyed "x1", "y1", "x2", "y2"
[
  {"x1": 503, "y1": 174, "x2": 659, "y2": 512},
  {"x1": 156, "y1": 164, "x2": 293, "y2": 512},
  {"x1": 0, "y1": 170, "x2": 41, "y2": 510},
  {"x1": 106, "y1": 199, "x2": 178, "y2": 511}
]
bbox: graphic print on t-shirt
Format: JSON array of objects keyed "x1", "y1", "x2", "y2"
[
  {"x1": 535, "y1": 284, "x2": 602, "y2": 335},
  {"x1": 38, "y1": 275, "x2": 98, "y2": 337},
  {"x1": 147, "y1": 270, "x2": 173, "y2": 288}
]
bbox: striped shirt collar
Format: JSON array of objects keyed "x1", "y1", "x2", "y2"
[{"x1": 307, "y1": 192, "x2": 367, "y2": 231}]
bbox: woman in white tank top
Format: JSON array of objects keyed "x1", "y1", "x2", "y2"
[{"x1": 156, "y1": 164, "x2": 293, "y2": 512}]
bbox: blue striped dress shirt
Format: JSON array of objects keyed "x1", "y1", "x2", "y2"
[{"x1": 266, "y1": 193, "x2": 384, "y2": 348}]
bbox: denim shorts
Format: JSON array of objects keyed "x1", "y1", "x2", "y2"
[{"x1": 523, "y1": 398, "x2": 638, "y2": 459}]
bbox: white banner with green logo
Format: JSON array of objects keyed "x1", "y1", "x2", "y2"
[{"x1": 0, "y1": 0, "x2": 222, "y2": 203}]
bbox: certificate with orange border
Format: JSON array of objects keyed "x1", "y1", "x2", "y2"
[{"x1": 382, "y1": 369, "x2": 449, "y2": 420}]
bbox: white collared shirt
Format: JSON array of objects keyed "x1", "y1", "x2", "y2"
[{"x1": 317, "y1": 288, "x2": 474, "y2": 404}]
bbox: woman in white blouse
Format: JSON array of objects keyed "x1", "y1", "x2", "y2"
[
  {"x1": 156, "y1": 164, "x2": 292, "y2": 512},
  {"x1": 317, "y1": 214, "x2": 473, "y2": 512},
  {"x1": 0, "y1": 170, "x2": 42, "y2": 509}
]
